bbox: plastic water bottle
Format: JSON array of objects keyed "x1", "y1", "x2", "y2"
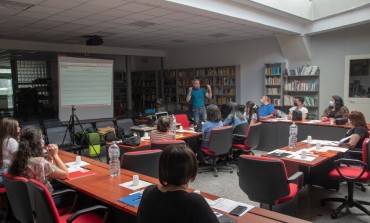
[
  {"x1": 288, "y1": 122, "x2": 298, "y2": 149},
  {"x1": 172, "y1": 114, "x2": 177, "y2": 134},
  {"x1": 109, "y1": 142, "x2": 120, "y2": 177}
]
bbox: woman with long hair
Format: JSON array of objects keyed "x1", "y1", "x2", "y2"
[
  {"x1": 322, "y1": 95, "x2": 349, "y2": 121},
  {"x1": 245, "y1": 101, "x2": 259, "y2": 125},
  {"x1": 8, "y1": 125, "x2": 68, "y2": 192},
  {"x1": 345, "y1": 111, "x2": 369, "y2": 149},
  {"x1": 223, "y1": 102, "x2": 248, "y2": 144},
  {"x1": 0, "y1": 118, "x2": 20, "y2": 185}
]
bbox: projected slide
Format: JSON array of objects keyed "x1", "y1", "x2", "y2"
[
  {"x1": 58, "y1": 56, "x2": 114, "y2": 121},
  {"x1": 59, "y1": 59, "x2": 112, "y2": 107}
]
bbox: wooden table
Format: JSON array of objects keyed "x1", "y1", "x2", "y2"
[
  {"x1": 59, "y1": 151, "x2": 311, "y2": 223},
  {"x1": 263, "y1": 141, "x2": 342, "y2": 190}
]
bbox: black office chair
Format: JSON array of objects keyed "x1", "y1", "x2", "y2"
[
  {"x1": 198, "y1": 126, "x2": 234, "y2": 177},
  {"x1": 116, "y1": 118, "x2": 134, "y2": 136},
  {"x1": 95, "y1": 121, "x2": 115, "y2": 130},
  {"x1": 150, "y1": 140, "x2": 185, "y2": 150},
  {"x1": 121, "y1": 150, "x2": 163, "y2": 178},
  {"x1": 46, "y1": 126, "x2": 82, "y2": 153},
  {"x1": 2, "y1": 173, "x2": 33, "y2": 223}
]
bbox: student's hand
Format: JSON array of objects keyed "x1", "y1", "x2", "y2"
[
  {"x1": 47, "y1": 144, "x2": 59, "y2": 157},
  {"x1": 321, "y1": 117, "x2": 329, "y2": 122}
]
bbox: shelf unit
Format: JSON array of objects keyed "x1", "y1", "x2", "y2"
[
  {"x1": 113, "y1": 72, "x2": 127, "y2": 117},
  {"x1": 11, "y1": 60, "x2": 53, "y2": 116},
  {"x1": 283, "y1": 65, "x2": 320, "y2": 119},
  {"x1": 264, "y1": 63, "x2": 285, "y2": 107},
  {"x1": 163, "y1": 70, "x2": 177, "y2": 105},
  {"x1": 131, "y1": 70, "x2": 158, "y2": 112},
  {"x1": 167, "y1": 65, "x2": 237, "y2": 110}
]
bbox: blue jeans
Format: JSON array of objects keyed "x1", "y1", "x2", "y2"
[{"x1": 192, "y1": 106, "x2": 207, "y2": 124}]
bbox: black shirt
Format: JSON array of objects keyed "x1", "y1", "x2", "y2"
[
  {"x1": 137, "y1": 185, "x2": 219, "y2": 223},
  {"x1": 345, "y1": 126, "x2": 369, "y2": 149}
]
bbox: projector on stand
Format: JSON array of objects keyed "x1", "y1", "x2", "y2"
[{"x1": 85, "y1": 35, "x2": 104, "y2": 46}]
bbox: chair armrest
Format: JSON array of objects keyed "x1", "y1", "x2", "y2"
[
  {"x1": 67, "y1": 205, "x2": 109, "y2": 223},
  {"x1": 232, "y1": 134, "x2": 246, "y2": 138},
  {"x1": 287, "y1": 171, "x2": 304, "y2": 190},
  {"x1": 51, "y1": 189, "x2": 78, "y2": 214},
  {"x1": 334, "y1": 158, "x2": 368, "y2": 181},
  {"x1": 345, "y1": 149, "x2": 362, "y2": 155},
  {"x1": 198, "y1": 138, "x2": 208, "y2": 142}
]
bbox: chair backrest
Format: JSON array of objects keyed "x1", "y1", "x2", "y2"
[
  {"x1": 121, "y1": 150, "x2": 163, "y2": 178},
  {"x1": 362, "y1": 138, "x2": 370, "y2": 170},
  {"x1": 151, "y1": 140, "x2": 185, "y2": 150},
  {"x1": 73, "y1": 123, "x2": 93, "y2": 133},
  {"x1": 116, "y1": 118, "x2": 134, "y2": 135},
  {"x1": 238, "y1": 155, "x2": 290, "y2": 205},
  {"x1": 46, "y1": 126, "x2": 72, "y2": 146},
  {"x1": 2, "y1": 173, "x2": 33, "y2": 223},
  {"x1": 95, "y1": 121, "x2": 115, "y2": 129},
  {"x1": 245, "y1": 122, "x2": 262, "y2": 150},
  {"x1": 207, "y1": 126, "x2": 233, "y2": 156},
  {"x1": 174, "y1": 114, "x2": 190, "y2": 128},
  {"x1": 27, "y1": 179, "x2": 60, "y2": 223},
  {"x1": 20, "y1": 120, "x2": 42, "y2": 129},
  {"x1": 42, "y1": 118, "x2": 62, "y2": 131},
  {"x1": 233, "y1": 122, "x2": 249, "y2": 137}
]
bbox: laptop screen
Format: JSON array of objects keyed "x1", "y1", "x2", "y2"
[{"x1": 155, "y1": 112, "x2": 168, "y2": 121}]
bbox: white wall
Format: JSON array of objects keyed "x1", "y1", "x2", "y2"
[{"x1": 164, "y1": 37, "x2": 285, "y2": 105}]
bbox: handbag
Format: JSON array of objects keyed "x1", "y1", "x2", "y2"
[
  {"x1": 292, "y1": 109, "x2": 302, "y2": 121},
  {"x1": 122, "y1": 133, "x2": 141, "y2": 146}
]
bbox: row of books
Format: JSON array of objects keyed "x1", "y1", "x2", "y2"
[
  {"x1": 214, "y1": 88, "x2": 235, "y2": 95},
  {"x1": 132, "y1": 88, "x2": 156, "y2": 94},
  {"x1": 217, "y1": 96, "x2": 234, "y2": 104},
  {"x1": 165, "y1": 70, "x2": 176, "y2": 78},
  {"x1": 215, "y1": 77, "x2": 235, "y2": 86},
  {"x1": 164, "y1": 88, "x2": 176, "y2": 95},
  {"x1": 284, "y1": 80, "x2": 318, "y2": 91},
  {"x1": 132, "y1": 73, "x2": 156, "y2": 80},
  {"x1": 273, "y1": 99, "x2": 281, "y2": 106},
  {"x1": 266, "y1": 87, "x2": 280, "y2": 95},
  {"x1": 286, "y1": 65, "x2": 318, "y2": 76},
  {"x1": 265, "y1": 77, "x2": 281, "y2": 85},
  {"x1": 265, "y1": 65, "x2": 282, "y2": 75},
  {"x1": 283, "y1": 95, "x2": 316, "y2": 106},
  {"x1": 133, "y1": 94, "x2": 157, "y2": 101},
  {"x1": 131, "y1": 81, "x2": 156, "y2": 87}
]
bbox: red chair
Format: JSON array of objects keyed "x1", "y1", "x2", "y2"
[
  {"x1": 232, "y1": 122, "x2": 262, "y2": 155},
  {"x1": 321, "y1": 138, "x2": 370, "y2": 219},
  {"x1": 121, "y1": 150, "x2": 163, "y2": 178},
  {"x1": 198, "y1": 126, "x2": 233, "y2": 177},
  {"x1": 238, "y1": 155, "x2": 303, "y2": 215},
  {"x1": 27, "y1": 179, "x2": 109, "y2": 223},
  {"x1": 174, "y1": 114, "x2": 190, "y2": 128},
  {"x1": 151, "y1": 140, "x2": 185, "y2": 150}
]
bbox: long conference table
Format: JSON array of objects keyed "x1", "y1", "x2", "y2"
[
  {"x1": 59, "y1": 150, "x2": 311, "y2": 223},
  {"x1": 257, "y1": 119, "x2": 370, "y2": 152}
]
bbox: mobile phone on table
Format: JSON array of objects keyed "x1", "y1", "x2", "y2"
[{"x1": 229, "y1": 205, "x2": 248, "y2": 216}]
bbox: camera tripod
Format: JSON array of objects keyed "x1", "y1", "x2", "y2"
[{"x1": 61, "y1": 105, "x2": 102, "y2": 162}]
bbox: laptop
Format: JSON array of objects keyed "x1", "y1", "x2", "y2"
[{"x1": 155, "y1": 111, "x2": 169, "y2": 121}]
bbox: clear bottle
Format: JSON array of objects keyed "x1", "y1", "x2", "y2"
[
  {"x1": 288, "y1": 122, "x2": 298, "y2": 149},
  {"x1": 109, "y1": 142, "x2": 120, "y2": 177},
  {"x1": 172, "y1": 114, "x2": 177, "y2": 134}
]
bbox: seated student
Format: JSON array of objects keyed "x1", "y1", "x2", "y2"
[
  {"x1": 258, "y1": 95, "x2": 275, "y2": 120},
  {"x1": 150, "y1": 116, "x2": 176, "y2": 142},
  {"x1": 288, "y1": 97, "x2": 308, "y2": 120},
  {"x1": 137, "y1": 144, "x2": 219, "y2": 223},
  {"x1": 0, "y1": 118, "x2": 21, "y2": 185},
  {"x1": 200, "y1": 104, "x2": 223, "y2": 149},
  {"x1": 344, "y1": 111, "x2": 369, "y2": 150},
  {"x1": 321, "y1": 95, "x2": 349, "y2": 121},
  {"x1": 223, "y1": 102, "x2": 248, "y2": 144},
  {"x1": 245, "y1": 101, "x2": 259, "y2": 125},
  {"x1": 8, "y1": 125, "x2": 68, "y2": 193}
]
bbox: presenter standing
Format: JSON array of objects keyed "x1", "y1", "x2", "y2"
[{"x1": 186, "y1": 79, "x2": 212, "y2": 124}]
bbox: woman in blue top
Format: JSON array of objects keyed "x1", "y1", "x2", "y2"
[
  {"x1": 223, "y1": 102, "x2": 248, "y2": 144},
  {"x1": 196, "y1": 105, "x2": 223, "y2": 163}
]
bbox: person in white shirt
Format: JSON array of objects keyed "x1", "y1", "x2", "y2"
[{"x1": 288, "y1": 97, "x2": 308, "y2": 120}]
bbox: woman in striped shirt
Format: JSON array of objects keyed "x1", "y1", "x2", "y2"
[{"x1": 150, "y1": 116, "x2": 176, "y2": 142}]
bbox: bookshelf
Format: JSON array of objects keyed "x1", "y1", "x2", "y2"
[
  {"x1": 171, "y1": 65, "x2": 237, "y2": 110},
  {"x1": 113, "y1": 72, "x2": 127, "y2": 117},
  {"x1": 163, "y1": 70, "x2": 177, "y2": 105},
  {"x1": 283, "y1": 65, "x2": 320, "y2": 119},
  {"x1": 131, "y1": 71, "x2": 158, "y2": 112},
  {"x1": 264, "y1": 63, "x2": 285, "y2": 107}
]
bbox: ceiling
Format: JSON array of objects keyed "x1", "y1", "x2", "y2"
[{"x1": 0, "y1": 0, "x2": 370, "y2": 67}]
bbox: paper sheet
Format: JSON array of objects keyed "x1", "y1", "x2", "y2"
[
  {"x1": 211, "y1": 198, "x2": 254, "y2": 216},
  {"x1": 65, "y1": 161, "x2": 89, "y2": 167},
  {"x1": 290, "y1": 154, "x2": 318, "y2": 161},
  {"x1": 67, "y1": 166, "x2": 90, "y2": 173},
  {"x1": 119, "y1": 180, "x2": 152, "y2": 190},
  {"x1": 322, "y1": 146, "x2": 348, "y2": 153},
  {"x1": 302, "y1": 139, "x2": 339, "y2": 146}
]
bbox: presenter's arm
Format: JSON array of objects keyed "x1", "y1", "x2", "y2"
[
  {"x1": 205, "y1": 84, "x2": 212, "y2": 99},
  {"x1": 186, "y1": 87, "x2": 193, "y2": 103}
]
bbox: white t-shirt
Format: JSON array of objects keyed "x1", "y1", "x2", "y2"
[
  {"x1": 289, "y1": 106, "x2": 308, "y2": 114},
  {"x1": 2, "y1": 137, "x2": 18, "y2": 168}
]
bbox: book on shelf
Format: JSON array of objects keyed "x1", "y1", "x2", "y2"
[
  {"x1": 273, "y1": 99, "x2": 281, "y2": 106},
  {"x1": 265, "y1": 65, "x2": 282, "y2": 75},
  {"x1": 265, "y1": 77, "x2": 281, "y2": 85},
  {"x1": 287, "y1": 65, "x2": 319, "y2": 76},
  {"x1": 284, "y1": 80, "x2": 317, "y2": 91},
  {"x1": 283, "y1": 95, "x2": 316, "y2": 107},
  {"x1": 266, "y1": 87, "x2": 280, "y2": 95}
]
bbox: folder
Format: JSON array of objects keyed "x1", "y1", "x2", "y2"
[
  {"x1": 68, "y1": 169, "x2": 96, "y2": 180},
  {"x1": 118, "y1": 193, "x2": 142, "y2": 207}
]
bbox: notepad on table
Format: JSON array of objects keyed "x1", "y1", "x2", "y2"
[
  {"x1": 118, "y1": 193, "x2": 142, "y2": 207},
  {"x1": 68, "y1": 169, "x2": 96, "y2": 180}
]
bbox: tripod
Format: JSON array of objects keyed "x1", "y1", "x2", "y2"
[{"x1": 61, "y1": 105, "x2": 102, "y2": 162}]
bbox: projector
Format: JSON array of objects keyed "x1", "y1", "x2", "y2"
[{"x1": 86, "y1": 36, "x2": 104, "y2": 46}]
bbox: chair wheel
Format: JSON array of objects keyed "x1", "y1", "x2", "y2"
[
  {"x1": 230, "y1": 170, "x2": 233, "y2": 173},
  {"x1": 330, "y1": 212, "x2": 337, "y2": 219},
  {"x1": 361, "y1": 187, "x2": 366, "y2": 192}
]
